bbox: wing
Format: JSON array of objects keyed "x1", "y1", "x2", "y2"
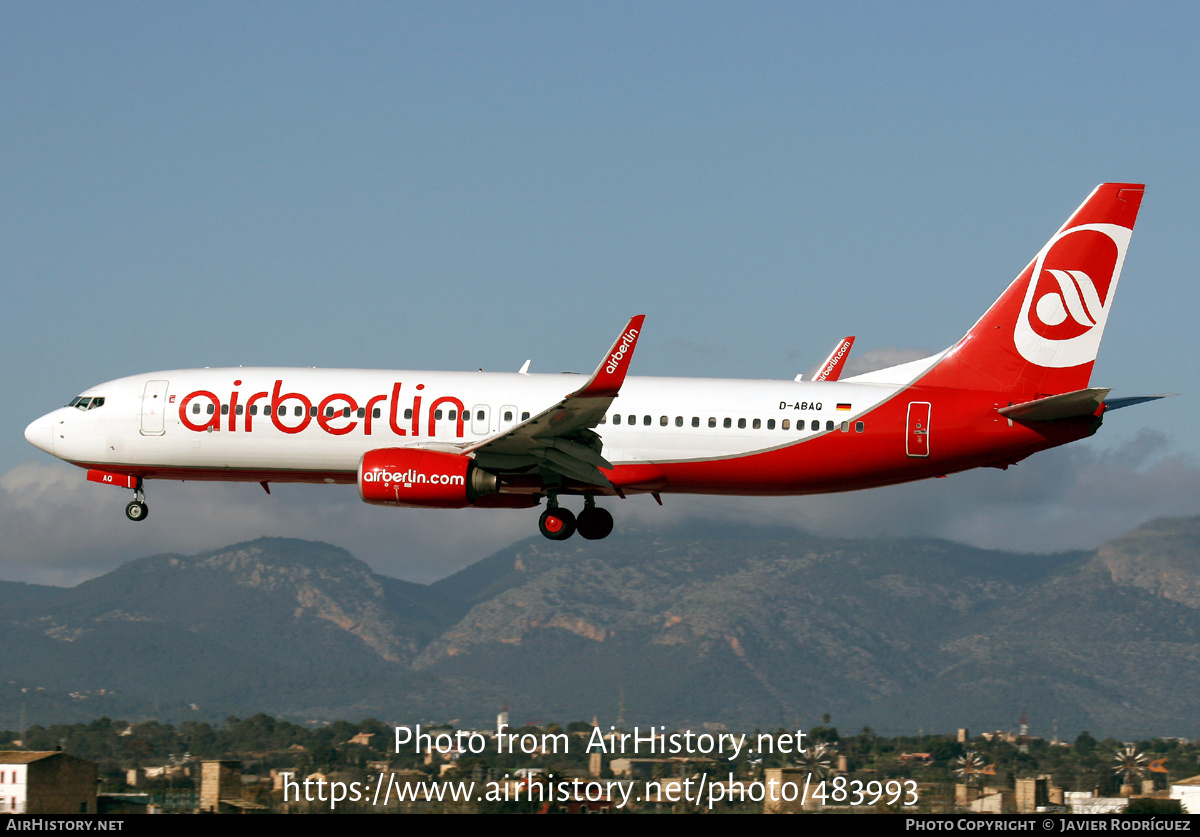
[{"x1": 464, "y1": 315, "x2": 645, "y2": 487}]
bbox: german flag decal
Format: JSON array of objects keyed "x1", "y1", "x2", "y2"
[{"x1": 836, "y1": 403, "x2": 852, "y2": 412}]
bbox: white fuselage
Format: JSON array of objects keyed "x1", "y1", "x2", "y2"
[{"x1": 29, "y1": 367, "x2": 902, "y2": 479}]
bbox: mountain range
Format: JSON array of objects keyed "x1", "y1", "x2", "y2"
[{"x1": 3, "y1": 516, "x2": 1200, "y2": 738}]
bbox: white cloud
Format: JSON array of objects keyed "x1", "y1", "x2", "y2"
[
  {"x1": 842, "y1": 347, "x2": 932, "y2": 377},
  {"x1": 3, "y1": 429, "x2": 1196, "y2": 587},
  {"x1": 0, "y1": 461, "x2": 533, "y2": 586},
  {"x1": 631, "y1": 430, "x2": 1200, "y2": 553}
]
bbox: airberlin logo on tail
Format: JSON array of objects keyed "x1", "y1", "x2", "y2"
[
  {"x1": 1013, "y1": 223, "x2": 1132, "y2": 368},
  {"x1": 605, "y1": 328, "x2": 639, "y2": 374},
  {"x1": 1037, "y1": 269, "x2": 1103, "y2": 329}
]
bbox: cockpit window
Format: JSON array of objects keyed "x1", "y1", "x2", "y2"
[{"x1": 67, "y1": 396, "x2": 105, "y2": 411}]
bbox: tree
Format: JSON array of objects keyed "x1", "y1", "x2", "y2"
[{"x1": 1074, "y1": 731, "x2": 1097, "y2": 755}]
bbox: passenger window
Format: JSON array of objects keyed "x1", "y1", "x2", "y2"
[
  {"x1": 767, "y1": 419, "x2": 775, "y2": 430},
  {"x1": 296, "y1": 406, "x2": 304, "y2": 417},
  {"x1": 644, "y1": 415, "x2": 651, "y2": 426},
  {"x1": 613, "y1": 414, "x2": 621, "y2": 425},
  {"x1": 221, "y1": 404, "x2": 229, "y2": 416},
  {"x1": 343, "y1": 407, "x2": 351, "y2": 418},
  {"x1": 448, "y1": 410, "x2": 456, "y2": 421},
  {"x1": 236, "y1": 405, "x2": 244, "y2": 416},
  {"x1": 855, "y1": 421, "x2": 865, "y2": 433},
  {"x1": 841, "y1": 421, "x2": 849, "y2": 432},
  {"x1": 434, "y1": 410, "x2": 443, "y2": 420},
  {"x1": 310, "y1": 407, "x2": 318, "y2": 417},
  {"x1": 738, "y1": 418, "x2": 747, "y2": 429},
  {"x1": 264, "y1": 405, "x2": 273, "y2": 416},
  {"x1": 250, "y1": 405, "x2": 259, "y2": 416},
  {"x1": 782, "y1": 419, "x2": 790, "y2": 430},
  {"x1": 373, "y1": 408, "x2": 381, "y2": 419},
  {"x1": 522, "y1": 412, "x2": 530, "y2": 421},
  {"x1": 504, "y1": 411, "x2": 513, "y2": 422},
  {"x1": 325, "y1": 407, "x2": 335, "y2": 417},
  {"x1": 193, "y1": 404, "x2": 201, "y2": 415},
  {"x1": 675, "y1": 416, "x2": 683, "y2": 427},
  {"x1": 752, "y1": 418, "x2": 761, "y2": 429},
  {"x1": 692, "y1": 417, "x2": 699, "y2": 427},
  {"x1": 812, "y1": 420, "x2": 820, "y2": 431},
  {"x1": 723, "y1": 418, "x2": 731, "y2": 428},
  {"x1": 404, "y1": 409, "x2": 413, "y2": 419},
  {"x1": 709, "y1": 417, "x2": 717, "y2": 428},
  {"x1": 207, "y1": 404, "x2": 215, "y2": 415},
  {"x1": 660, "y1": 416, "x2": 668, "y2": 426},
  {"x1": 477, "y1": 410, "x2": 485, "y2": 420},
  {"x1": 628, "y1": 415, "x2": 635, "y2": 425},
  {"x1": 826, "y1": 420, "x2": 834, "y2": 431},
  {"x1": 357, "y1": 408, "x2": 365, "y2": 418}
]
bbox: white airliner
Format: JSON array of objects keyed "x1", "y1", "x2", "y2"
[{"x1": 24, "y1": 184, "x2": 1168, "y2": 541}]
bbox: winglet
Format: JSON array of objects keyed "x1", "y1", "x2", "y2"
[
  {"x1": 811, "y1": 336, "x2": 856, "y2": 382},
  {"x1": 575, "y1": 315, "x2": 646, "y2": 398}
]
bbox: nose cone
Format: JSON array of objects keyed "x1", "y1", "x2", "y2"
[{"x1": 24, "y1": 414, "x2": 54, "y2": 455}]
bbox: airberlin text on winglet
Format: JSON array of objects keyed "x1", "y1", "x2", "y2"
[{"x1": 605, "y1": 327, "x2": 640, "y2": 375}]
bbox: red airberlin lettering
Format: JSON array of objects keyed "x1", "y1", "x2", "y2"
[
  {"x1": 179, "y1": 390, "x2": 222, "y2": 432},
  {"x1": 317, "y1": 393, "x2": 359, "y2": 435},
  {"x1": 176, "y1": 380, "x2": 466, "y2": 439}
]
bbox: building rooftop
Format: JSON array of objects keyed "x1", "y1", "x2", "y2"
[{"x1": 0, "y1": 752, "x2": 66, "y2": 765}]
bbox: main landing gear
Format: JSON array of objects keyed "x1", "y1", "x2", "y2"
[
  {"x1": 538, "y1": 496, "x2": 613, "y2": 541},
  {"x1": 125, "y1": 479, "x2": 149, "y2": 522}
]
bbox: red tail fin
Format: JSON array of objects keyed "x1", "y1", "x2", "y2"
[{"x1": 921, "y1": 183, "x2": 1144, "y2": 396}]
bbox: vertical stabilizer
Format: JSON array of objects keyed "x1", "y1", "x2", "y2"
[{"x1": 921, "y1": 183, "x2": 1144, "y2": 396}]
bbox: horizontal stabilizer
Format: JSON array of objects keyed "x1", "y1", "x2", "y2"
[
  {"x1": 1104, "y1": 394, "x2": 1178, "y2": 411},
  {"x1": 998, "y1": 388, "x2": 1110, "y2": 421}
]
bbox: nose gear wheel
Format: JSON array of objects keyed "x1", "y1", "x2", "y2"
[{"x1": 124, "y1": 478, "x2": 149, "y2": 522}]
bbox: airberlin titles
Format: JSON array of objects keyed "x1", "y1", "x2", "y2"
[
  {"x1": 177, "y1": 379, "x2": 468, "y2": 439},
  {"x1": 605, "y1": 326, "x2": 639, "y2": 375},
  {"x1": 358, "y1": 448, "x2": 499, "y2": 509},
  {"x1": 361, "y1": 468, "x2": 466, "y2": 487}
]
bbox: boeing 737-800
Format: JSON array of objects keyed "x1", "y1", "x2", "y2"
[{"x1": 24, "y1": 184, "x2": 1168, "y2": 541}]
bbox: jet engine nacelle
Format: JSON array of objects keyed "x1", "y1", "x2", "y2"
[{"x1": 358, "y1": 448, "x2": 498, "y2": 508}]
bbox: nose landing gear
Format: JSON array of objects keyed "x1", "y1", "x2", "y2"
[{"x1": 125, "y1": 479, "x2": 149, "y2": 522}]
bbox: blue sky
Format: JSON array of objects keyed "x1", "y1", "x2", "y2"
[{"x1": 3, "y1": 2, "x2": 1198, "y2": 584}]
